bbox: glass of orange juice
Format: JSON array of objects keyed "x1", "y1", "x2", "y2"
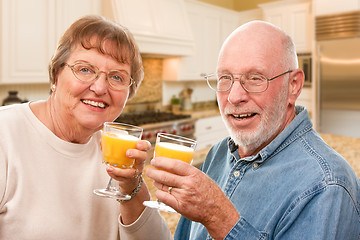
[
  {"x1": 93, "y1": 122, "x2": 143, "y2": 200},
  {"x1": 143, "y1": 133, "x2": 196, "y2": 213}
]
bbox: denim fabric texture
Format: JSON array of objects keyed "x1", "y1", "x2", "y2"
[{"x1": 174, "y1": 106, "x2": 360, "y2": 240}]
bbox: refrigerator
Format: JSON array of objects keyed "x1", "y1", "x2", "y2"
[{"x1": 316, "y1": 12, "x2": 360, "y2": 138}]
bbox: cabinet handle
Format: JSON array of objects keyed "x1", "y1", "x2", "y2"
[{"x1": 206, "y1": 126, "x2": 212, "y2": 130}]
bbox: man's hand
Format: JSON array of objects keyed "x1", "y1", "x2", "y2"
[{"x1": 146, "y1": 157, "x2": 240, "y2": 239}]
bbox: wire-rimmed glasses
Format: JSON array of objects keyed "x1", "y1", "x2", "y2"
[
  {"x1": 65, "y1": 62, "x2": 133, "y2": 91},
  {"x1": 205, "y1": 70, "x2": 293, "y2": 93}
]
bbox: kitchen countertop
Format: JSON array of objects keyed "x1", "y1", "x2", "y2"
[
  {"x1": 143, "y1": 132, "x2": 360, "y2": 236},
  {"x1": 180, "y1": 108, "x2": 220, "y2": 119}
]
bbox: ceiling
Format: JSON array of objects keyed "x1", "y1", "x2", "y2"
[{"x1": 197, "y1": 0, "x2": 278, "y2": 11}]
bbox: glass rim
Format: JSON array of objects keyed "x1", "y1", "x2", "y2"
[
  {"x1": 157, "y1": 133, "x2": 197, "y2": 145},
  {"x1": 104, "y1": 122, "x2": 143, "y2": 132}
]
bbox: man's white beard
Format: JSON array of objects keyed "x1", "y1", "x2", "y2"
[{"x1": 221, "y1": 86, "x2": 288, "y2": 155}]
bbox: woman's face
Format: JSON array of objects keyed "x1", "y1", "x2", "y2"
[{"x1": 52, "y1": 43, "x2": 130, "y2": 132}]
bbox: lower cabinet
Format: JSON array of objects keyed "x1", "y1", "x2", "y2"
[{"x1": 195, "y1": 115, "x2": 228, "y2": 150}]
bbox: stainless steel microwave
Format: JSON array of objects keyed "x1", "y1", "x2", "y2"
[{"x1": 298, "y1": 53, "x2": 311, "y2": 87}]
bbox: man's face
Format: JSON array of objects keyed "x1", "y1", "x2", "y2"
[{"x1": 216, "y1": 25, "x2": 292, "y2": 157}]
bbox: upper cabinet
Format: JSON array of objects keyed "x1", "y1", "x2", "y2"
[
  {"x1": 103, "y1": 0, "x2": 194, "y2": 56},
  {"x1": 260, "y1": 0, "x2": 312, "y2": 53},
  {"x1": 0, "y1": 0, "x2": 101, "y2": 84},
  {"x1": 165, "y1": 0, "x2": 240, "y2": 81},
  {"x1": 313, "y1": 0, "x2": 360, "y2": 16}
]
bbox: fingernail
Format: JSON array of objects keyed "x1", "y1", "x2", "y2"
[
  {"x1": 126, "y1": 150, "x2": 133, "y2": 158},
  {"x1": 106, "y1": 165, "x2": 114, "y2": 172}
]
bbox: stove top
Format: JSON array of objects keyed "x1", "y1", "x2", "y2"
[{"x1": 115, "y1": 111, "x2": 192, "y2": 126}]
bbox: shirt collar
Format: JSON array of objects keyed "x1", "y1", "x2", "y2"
[{"x1": 227, "y1": 106, "x2": 312, "y2": 164}]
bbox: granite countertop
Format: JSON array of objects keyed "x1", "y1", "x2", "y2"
[
  {"x1": 143, "y1": 133, "x2": 360, "y2": 236},
  {"x1": 320, "y1": 133, "x2": 360, "y2": 177}
]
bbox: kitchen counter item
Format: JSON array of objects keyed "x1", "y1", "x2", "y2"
[
  {"x1": 179, "y1": 88, "x2": 193, "y2": 110},
  {"x1": 2, "y1": 91, "x2": 23, "y2": 106}
]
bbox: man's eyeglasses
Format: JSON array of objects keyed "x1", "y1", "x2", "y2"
[
  {"x1": 205, "y1": 70, "x2": 293, "y2": 93},
  {"x1": 65, "y1": 62, "x2": 133, "y2": 91}
]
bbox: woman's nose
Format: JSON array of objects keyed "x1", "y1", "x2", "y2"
[{"x1": 89, "y1": 72, "x2": 108, "y2": 95}]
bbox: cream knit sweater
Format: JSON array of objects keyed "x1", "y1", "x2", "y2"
[{"x1": 0, "y1": 103, "x2": 171, "y2": 240}]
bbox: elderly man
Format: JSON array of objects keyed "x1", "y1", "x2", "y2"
[{"x1": 115, "y1": 21, "x2": 360, "y2": 240}]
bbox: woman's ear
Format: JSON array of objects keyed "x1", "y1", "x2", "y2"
[{"x1": 288, "y1": 68, "x2": 305, "y2": 105}]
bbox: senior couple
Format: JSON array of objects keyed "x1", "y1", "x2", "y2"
[{"x1": 1, "y1": 15, "x2": 359, "y2": 240}]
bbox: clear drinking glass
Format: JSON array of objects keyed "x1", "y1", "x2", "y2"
[
  {"x1": 143, "y1": 133, "x2": 197, "y2": 213},
  {"x1": 93, "y1": 122, "x2": 143, "y2": 200}
]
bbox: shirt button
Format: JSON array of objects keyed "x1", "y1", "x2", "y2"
[
  {"x1": 234, "y1": 171, "x2": 240, "y2": 177},
  {"x1": 253, "y1": 162, "x2": 259, "y2": 168}
]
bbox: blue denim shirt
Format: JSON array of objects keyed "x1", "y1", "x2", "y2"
[{"x1": 175, "y1": 106, "x2": 360, "y2": 240}]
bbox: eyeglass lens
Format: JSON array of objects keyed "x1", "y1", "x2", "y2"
[
  {"x1": 207, "y1": 73, "x2": 268, "y2": 93},
  {"x1": 69, "y1": 63, "x2": 132, "y2": 90}
]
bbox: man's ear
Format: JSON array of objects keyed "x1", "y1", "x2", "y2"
[{"x1": 288, "y1": 68, "x2": 305, "y2": 105}]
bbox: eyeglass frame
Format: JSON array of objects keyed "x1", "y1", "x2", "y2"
[
  {"x1": 205, "y1": 70, "x2": 293, "y2": 93},
  {"x1": 64, "y1": 62, "x2": 134, "y2": 91}
]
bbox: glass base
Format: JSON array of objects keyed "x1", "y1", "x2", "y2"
[
  {"x1": 143, "y1": 200, "x2": 177, "y2": 213},
  {"x1": 93, "y1": 188, "x2": 131, "y2": 201}
]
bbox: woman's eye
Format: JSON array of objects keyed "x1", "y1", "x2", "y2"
[
  {"x1": 78, "y1": 67, "x2": 92, "y2": 74},
  {"x1": 111, "y1": 75, "x2": 123, "y2": 82}
]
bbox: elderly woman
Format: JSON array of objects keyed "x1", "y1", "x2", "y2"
[{"x1": 0, "y1": 15, "x2": 165, "y2": 239}]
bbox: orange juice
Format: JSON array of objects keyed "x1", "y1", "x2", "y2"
[
  {"x1": 102, "y1": 132, "x2": 139, "y2": 168},
  {"x1": 155, "y1": 142, "x2": 194, "y2": 164}
]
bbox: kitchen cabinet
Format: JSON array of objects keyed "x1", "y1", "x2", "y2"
[
  {"x1": 103, "y1": 0, "x2": 194, "y2": 56},
  {"x1": 170, "y1": 0, "x2": 239, "y2": 81},
  {"x1": 313, "y1": 0, "x2": 360, "y2": 16},
  {"x1": 0, "y1": 0, "x2": 101, "y2": 84},
  {"x1": 195, "y1": 115, "x2": 228, "y2": 150},
  {"x1": 297, "y1": 87, "x2": 312, "y2": 113},
  {"x1": 260, "y1": 0, "x2": 312, "y2": 53}
]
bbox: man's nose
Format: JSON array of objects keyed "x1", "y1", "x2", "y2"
[{"x1": 227, "y1": 77, "x2": 250, "y2": 104}]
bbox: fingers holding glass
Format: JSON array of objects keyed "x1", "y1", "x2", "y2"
[
  {"x1": 93, "y1": 122, "x2": 143, "y2": 201},
  {"x1": 143, "y1": 133, "x2": 196, "y2": 213}
]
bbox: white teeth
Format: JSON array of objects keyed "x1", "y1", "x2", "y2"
[
  {"x1": 233, "y1": 113, "x2": 253, "y2": 118},
  {"x1": 82, "y1": 100, "x2": 106, "y2": 109}
]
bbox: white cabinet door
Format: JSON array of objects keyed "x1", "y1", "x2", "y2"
[
  {"x1": 261, "y1": 0, "x2": 312, "y2": 53},
  {"x1": 55, "y1": 0, "x2": 101, "y2": 40},
  {"x1": 195, "y1": 115, "x2": 228, "y2": 150},
  {"x1": 178, "y1": 2, "x2": 221, "y2": 80},
  {"x1": 0, "y1": 0, "x2": 101, "y2": 84},
  {"x1": 1, "y1": 0, "x2": 56, "y2": 84},
  {"x1": 176, "y1": 1, "x2": 239, "y2": 81},
  {"x1": 313, "y1": 0, "x2": 360, "y2": 16}
]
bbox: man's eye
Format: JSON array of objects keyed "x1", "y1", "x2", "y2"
[
  {"x1": 219, "y1": 75, "x2": 231, "y2": 81},
  {"x1": 248, "y1": 75, "x2": 265, "y2": 83}
]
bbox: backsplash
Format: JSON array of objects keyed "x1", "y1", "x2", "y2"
[
  {"x1": 127, "y1": 57, "x2": 163, "y2": 104},
  {"x1": 0, "y1": 83, "x2": 50, "y2": 105}
]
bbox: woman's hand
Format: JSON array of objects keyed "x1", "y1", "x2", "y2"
[
  {"x1": 106, "y1": 139, "x2": 151, "y2": 194},
  {"x1": 146, "y1": 157, "x2": 240, "y2": 239}
]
